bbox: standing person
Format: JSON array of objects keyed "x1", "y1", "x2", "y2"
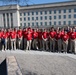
[
  {"x1": 55, "y1": 28, "x2": 62, "y2": 52},
  {"x1": 42, "y1": 29, "x2": 48, "y2": 51},
  {"x1": 26, "y1": 28, "x2": 32, "y2": 50},
  {"x1": 32, "y1": 29, "x2": 38, "y2": 50},
  {"x1": 62, "y1": 30, "x2": 69, "y2": 53},
  {"x1": 49, "y1": 27, "x2": 56, "y2": 52},
  {"x1": 38, "y1": 29, "x2": 43, "y2": 50},
  {"x1": 10, "y1": 29, "x2": 16, "y2": 50},
  {"x1": 70, "y1": 28, "x2": 76, "y2": 54},
  {"x1": 0, "y1": 30, "x2": 2, "y2": 50},
  {"x1": 17, "y1": 28, "x2": 22, "y2": 49},
  {"x1": 1, "y1": 29, "x2": 8, "y2": 51}
]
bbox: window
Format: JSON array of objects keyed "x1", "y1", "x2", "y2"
[
  {"x1": 49, "y1": 11, "x2": 51, "y2": 14},
  {"x1": 49, "y1": 22, "x2": 51, "y2": 25},
  {"x1": 28, "y1": 12, "x2": 30, "y2": 16},
  {"x1": 45, "y1": 11, "x2": 47, "y2": 14},
  {"x1": 54, "y1": 16, "x2": 56, "y2": 19},
  {"x1": 69, "y1": 9, "x2": 71, "y2": 13},
  {"x1": 63, "y1": 21, "x2": 66, "y2": 25},
  {"x1": 32, "y1": 12, "x2": 34, "y2": 15},
  {"x1": 68, "y1": 21, "x2": 71, "y2": 25},
  {"x1": 63, "y1": 15, "x2": 66, "y2": 19},
  {"x1": 54, "y1": 10, "x2": 56, "y2": 14},
  {"x1": 28, "y1": 23, "x2": 30, "y2": 26},
  {"x1": 40, "y1": 16, "x2": 43, "y2": 20},
  {"x1": 20, "y1": 23, "x2": 22, "y2": 26},
  {"x1": 32, "y1": 17, "x2": 34, "y2": 20},
  {"x1": 24, "y1": 23, "x2": 26, "y2": 26},
  {"x1": 28, "y1": 17, "x2": 30, "y2": 21},
  {"x1": 59, "y1": 21, "x2": 61, "y2": 25},
  {"x1": 36, "y1": 22, "x2": 38, "y2": 26},
  {"x1": 49, "y1": 16, "x2": 52, "y2": 20},
  {"x1": 20, "y1": 13, "x2": 22, "y2": 16},
  {"x1": 45, "y1": 16, "x2": 47, "y2": 20},
  {"x1": 64, "y1": 9, "x2": 66, "y2": 13},
  {"x1": 59, "y1": 15, "x2": 61, "y2": 19},
  {"x1": 74, "y1": 21, "x2": 76, "y2": 24},
  {"x1": 74, "y1": 14, "x2": 76, "y2": 18},
  {"x1": 74, "y1": 9, "x2": 76, "y2": 12},
  {"x1": 40, "y1": 22, "x2": 43, "y2": 26},
  {"x1": 54, "y1": 21, "x2": 56, "y2": 25},
  {"x1": 36, "y1": 17, "x2": 38, "y2": 20},
  {"x1": 32, "y1": 23, "x2": 34, "y2": 26},
  {"x1": 36, "y1": 12, "x2": 38, "y2": 15},
  {"x1": 68, "y1": 15, "x2": 71, "y2": 18},
  {"x1": 59, "y1": 10, "x2": 61, "y2": 13},
  {"x1": 45, "y1": 22, "x2": 47, "y2": 25},
  {"x1": 24, "y1": 18, "x2": 26, "y2": 21},
  {"x1": 40, "y1": 11, "x2": 42, "y2": 15},
  {"x1": 24, "y1": 13, "x2": 26, "y2": 16},
  {"x1": 20, "y1": 18, "x2": 22, "y2": 21}
]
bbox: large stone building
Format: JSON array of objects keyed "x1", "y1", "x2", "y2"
[{"x1": 0, "y1": 1, "x2": 76, "y2": 28}]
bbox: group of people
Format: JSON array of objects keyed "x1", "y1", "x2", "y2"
[{"x1": 0, "y1": 26, "x2": 76, "y2": 54}]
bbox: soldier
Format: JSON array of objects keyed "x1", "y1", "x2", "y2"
[{"x1": 49, "y1": 27, "x2": 56, "y2": 52}]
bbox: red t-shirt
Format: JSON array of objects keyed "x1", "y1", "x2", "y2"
[
  {"x1": 42, "y1": 32, "x2": 48, "y2": 39},
  {"x1": 10, "y1": 31, "x2": 16, "y2": 39},
  {"x1": 55, "y1": 32, "x2": 61, "y2": 40},
  {"x1": 49, "y1": 31, "x2": 56, "y2": 38},
  {"x1": 62, "y1": 34, "x2": 69, "y2": 41},
  {"x1": 26, "y1": 31, "x2": 32, "y2": 40},
  {"x1": 38, "y1": 31, "x2": 42, "y2": 39},
  {"x1": 61, "y1": 31, "x2": 64, "y2": 38},
  {"x1": 17, "y1": 30, "x2": 22, "y2": 38},
  {"x1": 70, "y1": 32, "x2": 76, "y2": 40},
  {"x1": 33, "y1": 32, "x2": 38, "y2": 39},
  {"x1": 2, "y1": 32, "x2": 8, "y2": 39},
  {"x1": 0, "y1": 32, "x2": 2, "y2": 38}
]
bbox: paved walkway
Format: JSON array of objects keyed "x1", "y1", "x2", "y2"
[{"x1": 0, "y1": 50, "x2": 76, "y2": 75}]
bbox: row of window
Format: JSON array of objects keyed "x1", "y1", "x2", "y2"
[
  {"x1": 20, "y1": 14, "x2": 76, "y2": 21},
  {"x1": 20, "y1": 21, "x2": 76, "y2": 26},
  {"x1": 20, "y1": 9, "x2": 76, "y2": 16}
]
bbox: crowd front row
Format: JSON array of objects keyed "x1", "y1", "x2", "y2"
[{"x1": 0, "y1": 27, "x2": 76, "y2": 54}]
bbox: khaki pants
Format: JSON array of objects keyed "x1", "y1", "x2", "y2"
[
  {"x1": 26, "y1": 40, "x2": 32, "y2": 50},
  {"x1": 70, "y1": 40, "x2": 76, "y2": 53},
  {"x1": 50, "y1": 39, "x2": 55, "y2": 52},
  {"x1": 39, "y1": 39, "x2": 42, "y2": 50},
  {"x1": 18, "y1": 38, "x2": 22, "y2": 49},
  {"x1": 63, "y1": 41, "x2": 68, "y2": 53},
  {"x1": 11, "y1": 39, "x2": 16, "y2": 50},
  {"x1": 58, "y1": 39, "x2": 62, "y2": 52},
  {"x1": 32, "y1": 39, "x2": 38, "y2": 50},
  {"x1": 42, "y1": 40, "x2": 48, "y2": 50}
]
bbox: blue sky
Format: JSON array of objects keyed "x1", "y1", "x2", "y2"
[
  {"x1": 0, "y1": 0, "x2": 71, "y2": 6},
  {"x1": 27, "y1": 0, "x2": 70, "y2": 5}
]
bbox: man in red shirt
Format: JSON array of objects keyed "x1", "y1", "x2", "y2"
[
  {"x1": 55, "y1": 29, "x2": 62, "y2": 53},
  {"x1": 38, "y1": 29, "x2": 43, "y2": 50},
  {"x1": 42, "y1": 29, "x2": 48, "y2": 50},
  {"x1": 17, "y1": 28, "x2": 22, "y2": 49},
  {"x1": 26, "y1": 28, "x2": 32, "y2": 50},
  {"x1": 70, "y1": 28, "x2": 76, "y2": 54},
  {"x1": 49, "y1": 27, "x2": 56, "y2": 52},
  {"x1": 32, "y1": 29, "x2": 38, "y2": 50},
  {"x1": 10, "y1": 28, "x2": 16, "y2": 50},
  {"x1": 62, "y1": 30, "x2": 69, "y2": 53}
]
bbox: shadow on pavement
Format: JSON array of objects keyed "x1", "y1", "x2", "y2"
[{"x1": 0, "y1": 59, "x2": 7, "y2": 75}]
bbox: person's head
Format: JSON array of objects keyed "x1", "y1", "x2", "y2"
[
  {"x1": 72, "y1": 28, "x2": 75, "y2": 32},
  {"x1": 44, "y1": 29, "x2": 46, "y2": 32},
  {"x1": 69, "y1": 28, "x2": 72, "y2": 32},
  {"x1": 51, "y1": 27, "x2": 54, "y2": 31},
  {"x1": 64, "y1": 30, "x2": 67, "y2": 34},
  {"x1": 61, "y1": 28, "x2": 64, "y2": 31}
]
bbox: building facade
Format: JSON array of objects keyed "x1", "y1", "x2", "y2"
[{"x1": 0, "y1": 1, "x2": 76, "y2": 28}]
